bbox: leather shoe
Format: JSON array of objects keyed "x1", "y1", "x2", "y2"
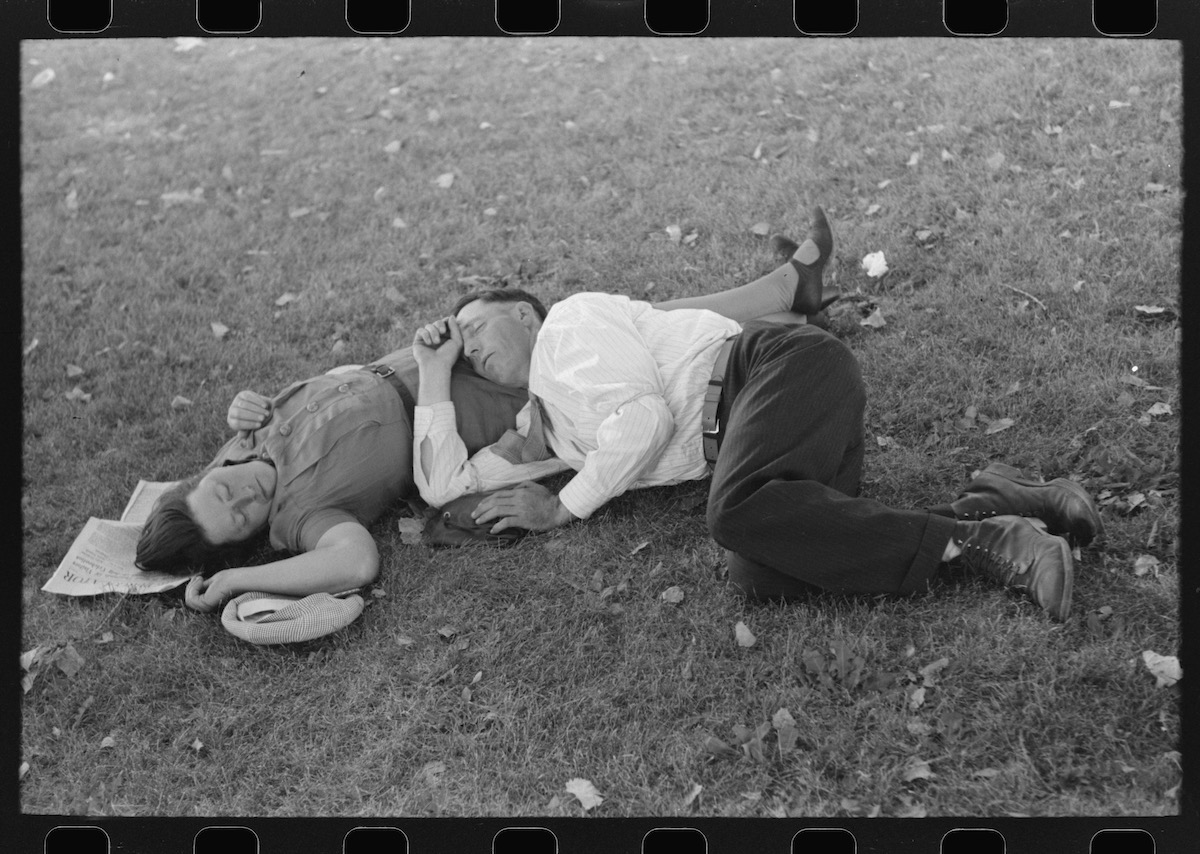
[
  {"x1": 951, "y1": 463, "x2": 1103, "y2": 547},
  {"x1": 952, "y1": 516, "x2": 1074, "y2": 620},
  {"x1": 787, "y1": 205, "x2": 834, "y2": 315}
]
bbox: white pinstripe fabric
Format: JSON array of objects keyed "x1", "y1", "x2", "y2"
[
  {"x1": 220, "y1": 591, "x2": 364, "y2": 645},
  {"x1": 414, "y1": 293, "x2": 742, "y2": 519}
]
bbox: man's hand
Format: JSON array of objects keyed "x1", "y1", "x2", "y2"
[
  {"x1": 471, "y1": 482, "x2": 575, "y2": 533},
  {"x1": 227, "y1": 390, "x2": 273, "y2": 432},
  {"x1": 413, "y1": 316, "x2": 463, "y2": 373},
  {"x1": 185, "y1": 571, "x2": 235, "y2": 613}
]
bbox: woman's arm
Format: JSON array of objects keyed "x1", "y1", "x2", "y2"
[{"x1": 184, "y1": 521, "x2": 379, "y2": 612}]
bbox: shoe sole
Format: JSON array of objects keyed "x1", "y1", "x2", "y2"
[{"x1": 981, "y1": 462, "x2": 1104, "y2": 547}]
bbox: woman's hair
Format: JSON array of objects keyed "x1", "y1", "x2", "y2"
[
  {"x1": 451, "y1": 287, "x2": 549, "y2": 321},
  {"x1": 135, "y1": 474, "x2": 257, "y2": 576}
]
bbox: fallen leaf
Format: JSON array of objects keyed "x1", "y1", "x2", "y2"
[
  {"x1": 100, "y1": 735, "x2": 116, "y2": 749},
  {"x1": 23, "y1": 338, "x2": 39, "y2": 358},
  {"x1": 861, "y1": 251, "x2": 888, "y2": 278},
  {"x1": 397, "y1": 518, "x2": 424, "y2": 545},
  {"x1": 384, "y1": 140, "x2": 401, "y2": 153},
  {"x1": 918, "y1": 657, "x2": 950, "y2": 685},
  {"x1": 734, "y1": 621, "x2": 757, "y2": 648},
  {"x1": 417, "y1": 760, "x2": 447, "y2": 785},
  {"x1": 563, "y1": 120, "x2": 578, "y2": 131},
  {"x1": 434, "y1": 172, "x2": 455, "y2": 189},
  {"x1": 96, "y1": 632, "x2": 114, "y2": 644},
  {"x1": 288, "y1": 207, "x2": 311, "y2": 219},
  {"x1": 660, "y1": 586, "x2": 684, "y2": 605},
  {"x1": 66, "y1": 364, "x2": 85, "y2": 378},
  {"x1": 902, "y1": 759, "x2": 934, "y2": 782},
  {"x1": 274, "y1": 292, "x2": 299, "y2": 307},
  {"x1": 19, "y1": 761, "x2": 29, "y2": 780},
  {"x1": 914, "y1": 229, "x2": 932, "y2": 242},
  {"x1": 893, "y1": 797, "x2": 927, "y2": 818},
  {"x1": 160, "y1": 188, "x2": 205, "y2": 206},
  {"x1": 973, "y1": 768, "x2": 1001, "y2": 779},
  {"x1": 866, "y1": 204, "x2": 881, "y2": 216},
  {"x1": 629, "y1": 541, "x2": 650, "y2": 556},
  {"x1": 392, "y1": 217, "x2": 408, "y2": 229},
  {"x1": 702, "y1": 736, "x2": 740, "y2": 759},
  {"x1": 665, "y1": 225, "x2": 683, "y2": 244},
  {"x1": 1133, "y1": 555, "x2": 1160, "y2": 577},
  {"x1": 174, "y1": 37, "x2": 206, "y2": 52},
  {"x1": 906, "y1": 721, "x2": 932, "y2": 736},
  {"x1": 1108, "y1": 100, "x2": 1131, "y2": 109},
  {"x1": 984, "y1": 418, "x2": 1015, "y2": 435},
  {"x1": 908, "y1": 686, "x2": 926, "y2": 711},
  {"x1": 191, "y1": 738, "x2": 205, "y2": 752},
  {"x1": 752, "y1": 142, "x2": 764, "y2": 160},
  {"x1": 32, "y1": 68, "x2": 57, "y2": 88},
  {"x1": 1135, "y1": 305, "x2": 1167, "y2": 316},
  {"x1": 1141, "y1": 650, "x2": 1181, "y2": 687},
  {"x1": 1144, "y1": 183, "x2": 1167, "y2": 194},
  {"x1": 750, "y1": 221, "x2": 771, "y2": 237},
  {"x1": 860, "y1": 308, "x2": 887, "y2": 329},
  {"x1": 1146, "y1": 402, "x2": 1172, "y2": 417},
  {"x1": 479, "y1": 121, "x2": 493, "y2": 130},
  {"x1": 484, "y1": 208, "x2": 498, "y2": 217},
  {"x1": 383, "y1": 286, "x2": 405, "y2": 304},
  {"x1": 986, "y1": 152, "x2": 1006, "y2": 171},
  {"x1": 682, "y1": 783, "x2": 703, "y2": 807},
  {"x1": 564, "y1": 778, "x2": 604, "y2": 810},
  {"x1": 64, "y1": 386, "x2": 92, "y2": 404},
  {"x1": 65, "y1": 189, "x2": 79, "y2": 212},
  {"x1": 437, "y1": 625, "x2": 458, "y2": 640},
  {"x1": 170, "y1": 395, "x2": 193, "y2": 410},
  {"x1": 1044, "y1": 125, "x2": 1063, "y2": 135},
  {"x1": 394, "y1": 635, "x2": 414, "y2": 646},
  {"x1": 878, "y1": 179, "x2": 892, "y2": 189},
  {"x1": 683, "y1": 230, "x2": 699, "y2": 245},
  {"x1": 941, "y1": 148, "x2": 954, "y2": 162},
  {"x1": 906, "y1": 151, "x2": 921, "y2": 168}
]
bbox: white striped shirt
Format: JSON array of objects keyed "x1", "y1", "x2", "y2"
[{"x1": 413, "y1": 293, "x2": 742, "y2": 518}]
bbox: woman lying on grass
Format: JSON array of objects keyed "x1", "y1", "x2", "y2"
[{"x1": 135, "y1": 220, "x2": 834, "y2": 613}]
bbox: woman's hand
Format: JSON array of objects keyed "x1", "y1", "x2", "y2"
[
  {"x1": 227, "y1": 390, "x2": 273, "y2": 432},
  {"x1": 412, "y1": 316, "x2": 463, "y2": 373},
  {"x1": 185, "y1": 571, "x2": 236, "y2": 613}
]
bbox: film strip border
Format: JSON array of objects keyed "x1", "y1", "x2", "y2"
[
  {"x1": 18, "y1": 0, "x2": 1177, "y2": 38},
  {"x1": 14, "y1": 818, "x2": 1191, "y2": 853}
]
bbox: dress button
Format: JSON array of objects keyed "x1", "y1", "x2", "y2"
[
  {"x1": 307, "y1": 402, "x2": 319, "y2": 412},
  {"x1": 279, "y1": 425, "x2": 291, "y2": 436},
  {"x1": 338, "y1": 384, "x2": 349, "y2": 393}
]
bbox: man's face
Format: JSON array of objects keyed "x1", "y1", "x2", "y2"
[
  {"x1": 455, "y1": 299, "x2": 538, "y2": 388},
  {"x1": 187, "y1": 460, "x2": 276, "y2": 545}
]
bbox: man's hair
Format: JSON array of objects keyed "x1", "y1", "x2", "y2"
[
  {"x1": 135, "y1": 475, "x2": 258, "y2": 576},
  {"x1": 451, "y1": 287, "x2": 548, "y2": 321}
]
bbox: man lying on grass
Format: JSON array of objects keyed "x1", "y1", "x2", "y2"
[
  {"x1": 412, "y1": 208, "x2": 1104, "y2": 621},
  {"x1": 135, "y1": 224, "x2": 833, "y2": 612}
]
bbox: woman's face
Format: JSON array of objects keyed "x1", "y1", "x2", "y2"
[{"x1": 186, "y1": 460, "x2": 277, "y2": 545}]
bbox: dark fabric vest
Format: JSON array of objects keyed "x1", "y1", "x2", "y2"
[{"x1": 386, "y1": 348, "x2": 530, "y2": 456}]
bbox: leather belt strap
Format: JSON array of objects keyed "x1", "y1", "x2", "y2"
[
  {"x1": 365, "y1": 363, "x2": 416, "y2": 423},
  {"x1": 701, "y1": 336, "x2": 737, "y2": 467}
]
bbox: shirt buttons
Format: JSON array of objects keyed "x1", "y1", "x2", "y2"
[
  {"x1": 306, "y1": 402, "x2": 319, "y2": 412},
  {"x1": 279, "y1": 424, "x2": 291, "y2": 436},
  {"x1": 338, "y1": 384, "x2": 349, "y2": 393}
]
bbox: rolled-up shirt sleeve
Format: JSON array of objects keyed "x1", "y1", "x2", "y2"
[
  {"x1": 556, "y1": 392, "x2": 674, "y2": 519},
  {"x1": 414, "y1": 400, "x2": 570, "y2": 507}
]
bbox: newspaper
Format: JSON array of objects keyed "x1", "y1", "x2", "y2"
[{"x1": 41, "y1": 480, "x2": 191, "y2": 596}]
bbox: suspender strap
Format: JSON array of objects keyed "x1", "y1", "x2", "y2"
[
  {"x1": 365, "y1": 364, "x2": 416, "y2": 424},
  {"x1": 701, "y1": 336, "x2": 737, "y2": 467}
]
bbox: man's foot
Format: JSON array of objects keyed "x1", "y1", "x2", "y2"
[
  {"x1": 951, "y1": 516, "x2": 1074, "y2": 620},
  {"x1": 786, "y1": 206, "x2": 834, "y2": 315},
  {"x1": 951, "y1": 463, "x2": 1104, "y2": 547}
]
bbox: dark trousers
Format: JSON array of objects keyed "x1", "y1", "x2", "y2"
[{"x1": 706, "y1": 322, "x2": 958, "y2": 599}]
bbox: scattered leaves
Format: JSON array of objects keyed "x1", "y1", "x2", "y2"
[
  {"x1": 902, "y1": 758, "x2": 934, "y2": 782},
  {"x1": 64, "y1": 386, "x2": 92, "y2": 404},
  {"x1": 564, "y1": 778, "x2": 604, "y2": 810},
  {"x1": 682, "y1": 783, "x2": 703, "y2": 807},
  {"x1": 100, "y1": 735, "x2": 116, "y2": 749},
  {"x1": 907, "y1": 686, "x2": 926, "y2": 711},
  {"x1": 734, "y1": 621, "x2": 757, "y2": 648},
  {"x1": 866, "y1": 204, "x2": 881, "y2": 216},
  {"x1": 66, "y1": 364, "x2": 85, "y2": 378},
  {"x1": 861, "y1": 251, "x2": 888, "y2": 278},
  {"x1": 665, "y1": 225, "x2": 683, "y2": 244},
  {"x1": 860, "y1": 308, "x2": 887, "y2": 329},
  {"x1": 750, "y1": 221, "x2": 771, "y2": 237},
  {"x1": 170, "y1": 395, "x2": 193, "y2": 410},
  {"x1": 1133, "y1": 555, "x2": 1160, "y2": 578},
  {"x1": 437, "y1": 625, "x2": 458, "y2": 640},
  {"x1": 274, "y1": 292, "x2": 299, "y2": 307},
  {"x1": 629, "y1": 541, "x2": 650, "y2": 556},
  {"x1": 1141, "y1": 651, "x2": 1180, "y2": 688},
  {"x1": 984, "y1": 418, "x2": 1015, "y2": 435},
  {"x1": 906, "y1": 151, "x2": 921, "y2": 168},
  {"x1": 660, "y1": 586, "x2": 685, "y2": 605},
  {"x1": 397, "y1": 517, "x2": 424, "y2": 545},
  {"x1": 703, "y1": 735, "x2": 740, "y2": 759}
]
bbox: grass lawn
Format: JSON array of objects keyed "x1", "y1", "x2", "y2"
[{"x1": 20, "y1": 37, "x2": 1181, "y2": 818}]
